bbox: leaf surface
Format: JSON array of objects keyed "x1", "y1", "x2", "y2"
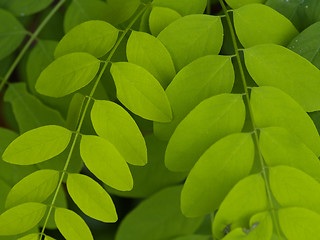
[
  {"x1": 152, "y1": 0, "x2": 207, "y2": 16},
  {"x1": 4, "y1": 0, "x2": 54, "y2": 16},
  {"x1": 149, "y1": 7, "x2": 181, "y2": 36}
]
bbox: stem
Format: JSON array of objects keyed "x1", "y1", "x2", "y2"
[
  {"x1": 0, "y1": 0, "x2": 66, "y2": 92},
  {"x1": 218, "y1": 0, "x2": 282, "y2": 238},
  {"x1": 39, "y1": 4, "x2": 148, "y2": 238},
  {"x1": 207, "y1": 0, "x2": 211, "y2": 15}
]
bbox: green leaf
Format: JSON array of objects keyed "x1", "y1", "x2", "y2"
[
  {"x1": 91, "y1": 100, "x2": 147, "y2": 166},
  {"x1": 172, "y1": 236, "x2": 211, "y2": 240},
  {"x1": 269, "y1": 166, "x2": 320, "y2": 213},
  {"x1": 165, "y1": 93, "x2": 246, "y2": 172},
  {"x1": 157, "y1": 14, "x2": 223, "y2": 71},
  {"x1": 234, "y1": 4, "x2": 298, "y2": 48},
  {"x1": 226, "y1": 0, "x2": 265, "y2": 9},
  {"x1": 149, "y1": 7, "x2": 181, "y2": 36},
  {"x1": 55, "y1": 20, "x2": 119, "y2": 58},
  {"x1": 251, "y1": 86, "x2": 320, "y2": 156},
  {"x1": 80, "y1": 135, "x2": 133, "y2": 191},
  {"x1": 67, "y1": 173, "x2": 117, "y2": 223},
  {"x1": 287, "y1": 22, "x2": 320, "y2": 69},
  {"x1": 55, "y1": 208, "x2": 93, "y2": 240},
  {"x1": 278, "y1": 207, "x2": 320, "y2": 240},
  {"x1": 126, "y1": 31, "x2": 176, "y2": 88},
  {"x1": 110, "y1": 62, "x2": 172, "y2": 122},
  {"x1": 152, "y1": 0, "x2": 207, "y2": 16},
  {"x1": 2, "y1": 125, "x2": 72, "y2": 165},
  {"x1": 4, "y1": 83, "x2": 65, "y2": 133},
  {"x1": 0, "y1": 8, "x2": 26, "y2": 60},
  {"x1": 212, "y1": 174, "x2": 268, "y2": 239},
  {"x1": 17, "y1": 233, "x2": 39, "y2": 240},
  {"x1": 154, "y1": 55, "x2": 235, "y2": 141},
  {"x1": 259, "y1": 127, "x2": 320, "y2": 180},
  {"x1": 0, "y1": 202, "x2": 46, "y2": 235},
  {"x1": 5, "y1": 169, "x2": 59, "y2": 209},
  {"x1": 4, "y1": 0, "x2": 54, "y2": 16},
  {"x1": 66, "y1": 93, "x2": 85, "y2": 131},
  {"x1": 115, "y1": 186, "x2": 203, "y2": 240},
  {"x1": 36, "y1": 52, "x2": 100, "y2": 97},
  {"x1": 181, "y1": 133, "x2": 254, "y2": 217},
  {"x1": 244, "y1": 44, "x2": 320, "y2": 112}
]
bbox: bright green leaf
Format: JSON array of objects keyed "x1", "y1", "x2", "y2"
[
  {"x1": 55, "y1": 20, "x2": 119, "y2": 58},
  {"x1": 157, "y1": 14, "x2": 223, "y2": 71},
  {"x1": 67, "y1": 173, "x2": 117, "y2": 223},
  {"x1": 226, "y1": 0, "x2": 265, "y2": 9},
  {"x1": 2, "y1": 125, "x2": 72, "y2": 165},
  {"x1": 154, "y1": 55, "x2": 234, "y2": 141},
  {"x1": 126, "y1": 31, "x2": 176, "y2": 88},
  {"x1": 80, "y1": 135, "x2": 133, "y2": 191},
  {"x1": 0, "y1": 202, "x2": 46, "y2": 235},
  {"x1": 17, "y1": 233, "x2": 39, "y2": 240},
  {"x1": 181, "y1": 133, "x2": 254, "y2": 217},
  {"x1": 165, "y1": 93, "x2": 246, "y2": 172},
  {"x1": 172, "y1": 235, "x2": 211, "y2": 240},
  {"x1": 55, "y1": 208, "x2": 93, "y2": 240},
  {"x1": 152, "y1": 0, "x2": 207, "y2": 16},
  {"x1": 5, "y1": 169, "x2": 59, "y2": 209},
  {"x1": 149, "y1": 7, "x2": 181, "y2": 36},
  {"x1": 91, "y1": 100, "x2": 147, "y2": 166},
  {"x1": 36, "y1": 52, "x2": 100, "y2": 97},
  {"x1": 251, "y1": 86, "x2": 320, "y2": 156},
  {"x1": 110, "y1": 62, "x2": 172, "y2": 122},
  {"x1": 5, "y1": 0, "x2": 54, "y2": 16},
  {"x1": 244, "y1": 44, "x2": 320, "y2": 112}
]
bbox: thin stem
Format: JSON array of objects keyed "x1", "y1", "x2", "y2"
[
  {"x1": 218, "y1": 0, "x2": 282, "y2": 238},
  {"x1": 0, "y1": 0, "x2": 66, "y2": 92},
  {"x1": 207, "y1": 0, "x2": 211, "y2": 15},
  {"x1": 39, "y1": 4, "x2": 149, "y2": 238}
]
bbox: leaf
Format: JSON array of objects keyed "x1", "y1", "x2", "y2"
[
  {"x1": 244, "y1": 44, "x2": 320, "y2": 112},
  {"x1": 165, "y1": 93, "x2": 246, "y2": 172},
  {"x1": 67, "y1": 173, "x2": 117, "y2": 223},
  {"x1": 36, "y1": 52, "x2": 100, "y2": 97},
  {"x1": 269, "y1": 166, "x2": 320, "y2": 213},
  {"x1": 80, "y1": 135, "x2": 133, "y2": 191},
  {"x1": 5, "y1": 169, "x2": 59, "y2": 209},
  {"x1": 17, "y1": 233, "x2": 39, "y2": 240},
  {"x1": 259, "y1": 127, "x2": 320, "y2": 180},
  {"x1": 212, "y1": 174, "x2": 268, "y2": 239},
  {"x1": 115, "y1": 186, "x2": 203, "y2": 240},
  {"x1": 226, "y1": 0, "x2": 265, "y2": 9},
  {"x1": 2, "y1": 125, "x2": 72, "y2": 165},
  {"x1": 234, "y1": 4, "x2": 298, "y2": 48},
  {"x1": 278, "y1": 207, "x2": 320, "y2": 240},
  {"x1": 157, "y1": 14, "x2": 223, "y2": 71},
  {"x1": 152, "y1": 0, "x2": 207, "y2": 16},
  {"x1": 55, "y1": 208, "x2": 93, "y2": 240},
  {"x1": 91, "y1": 100, "x2": 147, "y2": 166},
  {"x1": 4, "y1": 83, "x2": 65, "y2": 133},
  {"x1": 55, "y1": 20, "x2": 119, "y2": 58},
  {"x1": 4, "y1": 0, "x2": 54, "y2": 16},
  {"x1": 66, "y1": 93, "x2": 85, "y2": 131},
  {"x1": 287, "y1": 21, "x2": 320, "y2": 69},
  {"x1": 0, "y1": 202, "x2": 46, "y2": 235},
  {"x1": 149, "y1": 7, "x2": 181, "y2": 37},
  {"x1": 181, "y1": 133, "x2": 254, "y2": 217},
  {"x1": 126, "y1": 30, "x2": 176, "y2": 88},
  {"x1": 250, "y1": 86, "x2": 320, "y2": 156},
  {"x1": 110, "y1": 62, "x2": 172, "y2": 122},
  {"x1": 0, "y1": 8, "x2": 26, "y2": 60},
  {"x1": 154, "y1": 55, "x2": 235, "y2": 141}
]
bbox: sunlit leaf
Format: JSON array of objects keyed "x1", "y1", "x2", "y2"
[
  {"x1": 226, "y1": 0, "x2": 265, "y2": 9},
  {"x1": 152, "y1": 0, "x2": 207, "y2": 16},
  {"x1": 149, "y1": 7, "x2": 181, "y2": 36}
]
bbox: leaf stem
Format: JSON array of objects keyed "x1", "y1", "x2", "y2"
[
  {"x1": 218, "y1": 0, "x2": 282, "y2": 238},
  {"x1": 38, "y1": 4, "x2": 149, "y2": 238},
  {"x1": 0, "y1": 0, "x2": 66, "y2": 93}
]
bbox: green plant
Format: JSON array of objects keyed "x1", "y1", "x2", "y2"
[{"x1": 1, "y1": 0, "x2": 320, "y2": 239}]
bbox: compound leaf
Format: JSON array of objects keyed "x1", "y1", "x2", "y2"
[
  {"x1": 67, "y1": 173, "x2": 117, "y2": 223},
  {"x1": 152, "y1": 0, "x2": 207, "y2": 16},
  {"x1": 36, "y1": 52, "x2": 100, "y2": 97},
  {"x1": 110, "y1": 62, "x2": 172, "y2": 122},
  {"x1": 2, "y1": 125, "x2": 72, "y2": 165}
]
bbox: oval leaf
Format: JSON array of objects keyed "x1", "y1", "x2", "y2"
[
  {"x1": 165, "y1": 93, "x2": 246, "y2": 172},
  {"x1": 2, "y1": 125, "x2": 72, "y2": 165},
  {"x1": 157, "y1": 14, "x2": 223, "y2": 71},
  {"x1": 67, "y1": 173, "x2": 117, "y2": 223},
  {"x1": 91, "y1": 100, "x2": 147, "y2": 166},
  {"x1": 110, "y1": 62, "x2": 172, "y2": 122},
  {"x1": 5, "y1": 0, "x2": 54, "y2": 16},
  {"x1": 55, "y1": 20, "x2": 119, "y2": 58},
  {"x1": 226, "y1": 0, "x2": 265, "y2": 9},
  {"x1": 152, "y1": 0, "x2": 207, "y2": 16},
  {"x1": 55, "y1": 208, "x2": 93, "y2": 240},
  {"x1": 181, "y1": 133, "x2": 254, "y2": 217},
  {"x1": 80, "y1": 135, "x2": 133, "y2": 191},
  {"x1": 36, "y1": 52, "x2": 100, "y2": 97}
]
